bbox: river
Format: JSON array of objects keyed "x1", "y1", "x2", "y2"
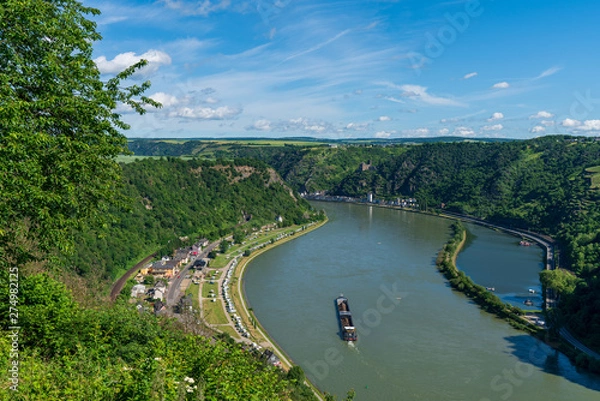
[{"x1": 243, "y1": 202, "x2": 600, "y2": 400}]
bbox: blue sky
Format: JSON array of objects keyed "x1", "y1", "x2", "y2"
[{"x1": 87, "y1": 0, "x2": 600, "y2": 139}]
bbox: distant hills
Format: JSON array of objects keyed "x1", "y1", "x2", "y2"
[{"x1": 126, "y1": 136, "x2": 514, "y2": 156}]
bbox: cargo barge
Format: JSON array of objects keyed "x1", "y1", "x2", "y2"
[{"x1": 335, "y1": 295, "x2": 357, "y2": 342}]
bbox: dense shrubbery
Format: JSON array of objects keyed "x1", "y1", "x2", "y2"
[{"x1": 0, "y1": 273, "x2": 318, "y2": 400}]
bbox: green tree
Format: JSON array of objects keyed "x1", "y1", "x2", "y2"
[
  {"x1": 540, "y1": 269, "x2": 579, "y2": 297},
  {"x1": 0, "y1": 0, "x2": 159, "y2": 265},
  {"x1": 287, "y1": 365, "x2": 305, "y2": 383},
  {"x1": 220, "y1": 240, "x2": 230, "y2": 254},
  {"x1": 233, "y1": 229, "x2": 245, "y2": 244}
]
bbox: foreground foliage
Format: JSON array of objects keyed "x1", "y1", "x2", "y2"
[
  {"x1": 0, "y1": 0, "x2": 157, "y2": 265},
  {"x1": 0, "y1": 273, "x2": 317, "y2": 400}
]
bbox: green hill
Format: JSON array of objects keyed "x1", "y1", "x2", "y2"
[{"x1": 67, "y1": 157, "x2": 318, "y2": 281}]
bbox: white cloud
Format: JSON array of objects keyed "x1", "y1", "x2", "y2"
[
  {"x1": 483, "y1": 124, "x2": 503, "y2": 131},
  {"x1": 282, "y1": 29, "x2": 351, "y2": 63},
  {"x1": 541, "y1": 120, "x2": 555, "y2": 126},
  {"x1": 400, "y1": 84, "x2": 464, "y2": 107},
  {"x1": 383, "y1": 96, "x2": 405, "y2": 104},
  {"x1": 97, "y1": 15, "x2": 129, "y2": 26},
  {"x1": 378, "y1": 115, "x2": 391, "y2": 121},
  {"x1": 170, "y1": 105, "x2": 241, "y2": 120},
  {"x1": 529, "y1": 111, "x2": 554, "y2": 119},
  {"x1": 203, "y1": 97, "x2": 219, "y2": 104},
  {"x1": 578, "y1": 120, "x2": 600, "y2": 131},
  {"x1": 439, "y1": 110, "x2": 487, "y2": 124},
  {"x1": 402, "y1": 128, "x2": 430, "y2": 137},
  {"x1": 374, "y1": 131, "x2": 393, "y2": 138},
  {"x1": 559, "y1": 119, "x2": 600, "y2": 132},
  {"x1": 530, "y1": 126, "x2": 546, "y2": 133},
  {"x1": 492, "y1": 82, "x2": 510, "y2": 89},
  {"x1": 463, "y1": 72, "x2": 478, "y2": 80},
  {"x1": 245, "y1": 117, "x2": 337, "y2": 134},
  {"x1": 562, "y1": 118, "x2": 581, "y2": 127},
  {"x1": 249, "y1": 119, "x2": 272, "y2": 131},
  {"x1": 438, "y1": 128, "x2": 450, "y2": 135},
  {"x1": 94, "y1": 49, "x2": 171, "y2": 75},
  {"x1": 536, "y1": 66, "x2": 562, "y2": 80},
  {"x1": 488, "y1": 112, "x2": 504, "y2": 121},
  {"x1": 149, "y1": 92, "x2": 179, "y2": 108},
  {"x1": 345, "y1": 122, "x2": 370, "y2": 131},
  {"x1": 161, "y1": 0, "x2": 232, "y2": 16},
  {"x1": 453, "y1": 126, "x2": 475, "y2": 136},
  {"x1": 305, "y1": 125, "x2": 326, "y2": 132}
]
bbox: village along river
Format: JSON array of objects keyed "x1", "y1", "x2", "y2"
[{"x1": 243, "y1": 202, "x2": 600, "y2": 400}]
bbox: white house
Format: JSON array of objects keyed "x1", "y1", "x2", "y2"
[{"x1": 131, "y1": 284, "x2": 146, "y2": 298}]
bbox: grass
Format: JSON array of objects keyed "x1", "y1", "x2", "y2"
[
  {"x1": 115, "y1": 155, "x2": 195, "y2": 164},
  {"x1": 211, "y1": 227, "x2": 300, "y2": 268},
  {"x1": 115, "y1": 155, "x2": 161, "y2": 163},
  {"x1": 586, "y1": 166, "x2": 600, "y2": 189},
  {"x1": 523, "y1": 151, "x2": 543, "y2": 162},
  {"x1": 196, "y1": 139, "x2": 327, "y2": 147},
  {"x1": 210, "y1": 255, "x2": 230, "y2": 269},
  {"x1": 202, "y1": 282, "x2": 218, "y2": 298},
  {"x1": 205, "y1": 269, "x2": 222, "y2": 280},
  {"x1": 202, "y1": 299, "x2": 229, "y2": 325},
  {"x1": 217, "y1": 324, "x2": 240, "y2": 339},
  {"x1": 184, "y1": 282, "x2": 200, "y2": 309}
]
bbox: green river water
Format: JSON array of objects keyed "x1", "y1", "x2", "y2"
[{"x1": 243, "y1": 202, "x2": 600, "y2": 400}]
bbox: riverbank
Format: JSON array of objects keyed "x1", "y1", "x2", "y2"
[
  {"x1": 231, "y1": 218, "x2": 329, "y2": 400},
  {"x1": 436, "y1": 222, "x2": 542, "y2": 335}
]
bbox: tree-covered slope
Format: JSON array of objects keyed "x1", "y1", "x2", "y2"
[
  {"x1": 207, "y1": 136, "x2": 600, "y2": 353},
  {"x1": 66, "y1": 157, "x2": 317, "y2": 280}
]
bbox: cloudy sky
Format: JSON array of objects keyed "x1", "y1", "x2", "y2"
[{"x1": 87, "y1": 0, "x2": 600, "y2": 139}]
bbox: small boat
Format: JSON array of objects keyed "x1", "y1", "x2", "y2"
[
  {"x1": 519, "y1": 240, "x2": 531, "y2": 246},
  {"x1": 486, "y1": 287, "x2": 495, "y2": 292},
  {"x1": 523, "y1": 299, "x2": 534, "y2": 306},
  {"x1": 528, "y1": 288, "x2": 536, "y2": 294}
]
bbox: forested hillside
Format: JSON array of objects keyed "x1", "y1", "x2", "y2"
[
  {"x1": 129, "y1": 136, "x2": 600, "y2": 354},
  {"x1": 67, "y1": 157, "x2": 317, "y2": 280}
]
